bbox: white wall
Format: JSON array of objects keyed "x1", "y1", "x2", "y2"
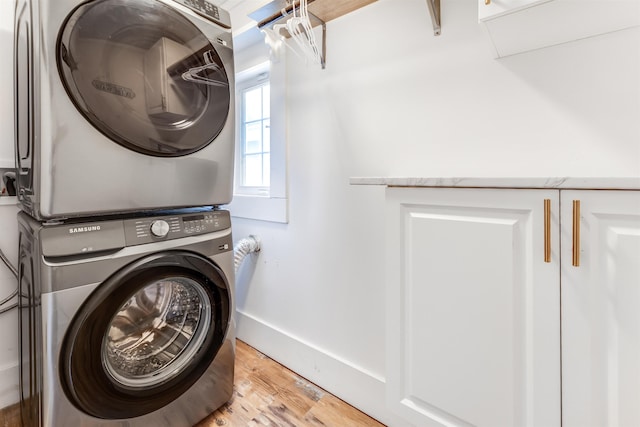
[
  {"x1": 0, "y1": 0, "x2": 20, "y2": 411},
  {"x1": 0, "y1": 203, "x2": 19, "y2": 410},
  {"x1": 0, "y1": 0, "x2": 14, "y2": 168},
  {"x1": 231, "y1": 0, "x2": 639, "y2": 424}
]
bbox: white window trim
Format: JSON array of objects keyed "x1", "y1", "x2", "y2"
[{"x1": 227, "y1": 58, "x2": 288, "y2": 223}]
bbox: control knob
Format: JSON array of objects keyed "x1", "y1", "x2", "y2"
[{"x1": 150, "y1": 220, "x2": 170, "y2": 238}]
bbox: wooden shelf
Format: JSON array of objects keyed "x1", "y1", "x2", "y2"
[
  {"x1": 250, "y1": 0, "x2": 376, "y2": 28},
  {"x1": 307, "y1": 0, "x2": 376, "y2": 23}
]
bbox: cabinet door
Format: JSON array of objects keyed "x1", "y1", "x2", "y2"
[
  {"x1": 386, "y1": 188, "x2": 560, "y2": 427},
  {"x1": 561, "y1": 190, "x2": 640, "y2": 427}
]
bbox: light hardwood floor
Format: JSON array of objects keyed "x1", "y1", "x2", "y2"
[
  {"x1": 0, "y1": 340, "x2": 385, "y2": 427},
  {"x1": 198, "y1": 340, "x2": 385, "y2": 426},
  {"x1": 0, "y1": 403, "x2": 18, "y2": 427}
]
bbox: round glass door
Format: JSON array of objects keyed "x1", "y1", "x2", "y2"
[
  {"x1": 60, "y1": 251, "x2": 231, "y2": 419},
  {"x1": 102, "y1": 276, "x2": 212, "y2": 388},
  {"x1": 57, "y1": 0, "x2": 231, "y2": 156}
]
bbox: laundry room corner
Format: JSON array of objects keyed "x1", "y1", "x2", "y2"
[
  {"x1": 226, "y1": 3, "x2": 398, "y2": 421},
  {"x1": 225, "y1": 0, "x2": 639, "y2": 425}
]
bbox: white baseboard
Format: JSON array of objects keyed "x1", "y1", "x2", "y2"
[
  {"x1": 0, "y1": 362, "x2": 19, "y2": 410},
  {"x1": 235, "y1": 310, "x2": 411, "y2": 427}
]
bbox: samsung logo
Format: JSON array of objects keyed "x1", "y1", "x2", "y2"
[{"x1": 69, "y1": 225, "x2": 101, "y2": 234}]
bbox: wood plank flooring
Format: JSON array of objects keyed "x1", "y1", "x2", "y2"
[
  {"x1": 0, "y1": 403, "x2": 19, "y2": 427},
  {"x1": 0, "y1": 340, "x2": 385, "y2": 427},
  {"x1": 197, "y1": 340, "x2": 385, "y2": 426}
]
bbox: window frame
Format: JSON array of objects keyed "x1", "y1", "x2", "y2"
[
  {"x1": 228, "y1": 59, "x2": 288, "y2": 223},
  {"x1": 237, "y1": 78, "x2": 270, "y2": 196}
]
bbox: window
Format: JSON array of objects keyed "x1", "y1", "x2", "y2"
[
  {"x1": 239, "y1": 81, "x2": 270, "y2": 194},
  {"x1": 228, "y1": 59, "x2": 287, "y2": 223}
]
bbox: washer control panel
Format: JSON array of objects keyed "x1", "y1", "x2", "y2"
[
  {"x1": 182, "y1": 212, "x2": 221, "y2": 234},
  {"x1": 174, "y1": 0, "x2": 231, "y2": 29},
  {"x1": 124, "y1": 210, "x2": 231, "y2": 246}
]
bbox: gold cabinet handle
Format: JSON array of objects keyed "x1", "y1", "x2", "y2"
[
  {"x1": 572, "y1": 200, "x2": 581, "y2": 267},
  {"x1": 544, "y1": 199, "x2": 551, "y2": 263},
  {"x1": 485, "y1": 0, "x2": 491, "y2": 4}
]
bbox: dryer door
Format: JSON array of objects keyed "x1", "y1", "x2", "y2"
[
  {"x1": 14, "y1": 0, "x2": 34, "y2": 199},
  {"x1": 59, "y1": 250, "x2": 231, "y2": 419},
  {"x1": 57, "y1": 0, "x2": 231, "y2": 157}
]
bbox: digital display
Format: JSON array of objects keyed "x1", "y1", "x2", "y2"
[
  {"x1": 184, "y1": 214, "x2": 205, "y2": 221},
  {"x1": 182, "y1": 0, "x2": 221, "y2": 21}
]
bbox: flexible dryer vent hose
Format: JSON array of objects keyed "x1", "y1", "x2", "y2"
[
  {"x1": 0, "y1": 248, "x2": 17, "y2": 279},
  {"x1": 233, "y1": 235, "x2": 261, "y2": 272}
]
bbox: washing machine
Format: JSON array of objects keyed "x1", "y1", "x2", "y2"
[
  {"x1": 14, "y1": 0, "x2": 235, "y2": 220},
  {"x1": 17, "y1": 208, "x2": 235, "y2": 426}
]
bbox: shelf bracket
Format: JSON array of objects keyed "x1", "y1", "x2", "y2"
[{"x1": 426, "y1": 0, "x2": 441, "y2": 36}]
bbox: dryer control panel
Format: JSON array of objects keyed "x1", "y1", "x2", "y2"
[
  {"x1": 174, "y1": 0, "x2": 231, "y2": 28},
  {"x1": 124, "y1": 210, "x2": 231, "y2": 246}
]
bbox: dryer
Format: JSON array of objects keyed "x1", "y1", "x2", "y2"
[
  {"x1": 18, "y1": 209, "x2": 235, "y2": 426},
  {"x1": 14, "y1": 0, "x2": 235, "y2": 220}
]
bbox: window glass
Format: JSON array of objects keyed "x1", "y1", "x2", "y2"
[
  {"x1": 245, "y1": 122, "x2": 262, "y2": 153},
  {"x1": 262, "y1": 85, "x2": 270, "y2": 118},
  {"x1": 244, "y1": 154, "x2": 263, "y2": 186},
  {"x1": 262, "y1": 153, "x2": 271, "y2": 186},
  {"x1": 244, "y1": 87, "x2": 263, "y2": 122},
  {"x1": 240, "y1": 82, "x2": 270, "y2": 188},
  {"x1": 57, "y1": 0, "x2": 230, "y2": 157},
  {"x1": 263, "y1": 119, "x2": 271, "y2": 152}
]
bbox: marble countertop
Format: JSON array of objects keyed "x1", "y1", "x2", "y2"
[{"x1": 349, "y1": 177, "x2": 640, "y2": 190}]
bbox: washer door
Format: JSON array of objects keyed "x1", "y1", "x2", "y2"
[
  {"x1": 59, "y1": 251, "x2": 231, "y2": 419},
  {"x1": 57, "y1": 0, "x2": 231, "y2": 157}
]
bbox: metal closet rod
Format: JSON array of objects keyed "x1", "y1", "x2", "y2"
[
  {"x1": 254, "y1": 0, "x2": 440, "y2": 35},
  {"x1": 255, "y1": 0, "x2": 326, "y2": 69},
  {"x1": 255, "y1": 0, "x2": 320, "y2": 29}
]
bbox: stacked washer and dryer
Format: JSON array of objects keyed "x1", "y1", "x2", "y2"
[{"x1": 13, "y1": 0, "x2": 237, "y2": 425}]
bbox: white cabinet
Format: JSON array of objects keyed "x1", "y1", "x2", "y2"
[
  {"x1": 386, "y1": 187, "x2": 640, "y2": 427},
  {"x1": 385, "y1": 187, "x2": 561, "y2": 427},
  {"x1": 478, "y1": 0, "x2": 640, "y2": 57},
  {"x1": 561, "y1": 190, "x2": 640, "y2": 427}
]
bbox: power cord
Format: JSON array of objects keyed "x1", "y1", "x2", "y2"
[{"x1": 0, "y1": 247, "x2": 18, "y2": 315}]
